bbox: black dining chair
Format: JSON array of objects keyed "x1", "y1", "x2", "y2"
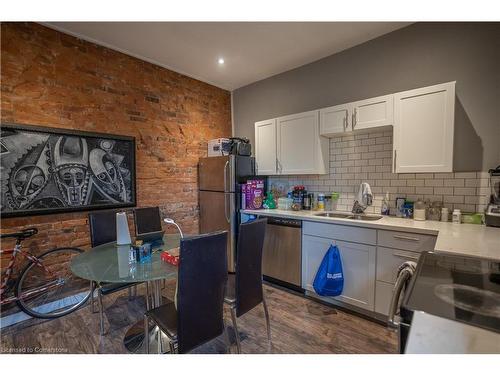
[
  {"x1": 88, "y1": 210, "x2": 140, "y2": 336},
  {"x1": 143, "y1": 231, "x2": 229, "y2": 354},
  {"x1": 224, "y1": 218, "x2": 270, "y2": 354}
]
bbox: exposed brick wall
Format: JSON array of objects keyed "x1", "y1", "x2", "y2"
[
  {"x1": 0, "y1": 23, "x2": 231, "y2": 271},
  {"x1": 270, "y1": 129, "x2": 489, "y2": 215}
]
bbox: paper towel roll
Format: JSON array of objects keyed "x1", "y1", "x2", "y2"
[{"x1": 116, "y1": 212, "x2": 131, "y2": 245}]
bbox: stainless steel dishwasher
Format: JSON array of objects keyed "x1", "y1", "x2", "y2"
[{"x1": 261, "y1": 217, "x2": 302, "y2": 289}]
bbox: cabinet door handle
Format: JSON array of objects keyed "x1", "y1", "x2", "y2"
[
  {"x1": 351, "y1": 112, "x2": 355, "y2": 130},
  {"x1": 353, "y1": 108, "x2": 357, "y2": 128},
  {"x1": 393, "y1": 234, "x2": 420, "y2": 242},
  {"x1": 393, "y1": 250, "x2": 419, "y2": 261},
  {"x1": 275, "y1": 158, "x2": 278, "y2": 173},
  {"x1": 393, "y1": 149, "x2": 397, "y2": 172},
  {"x1": 343, "y1": 116, "x2": 347, "y2": 130}
]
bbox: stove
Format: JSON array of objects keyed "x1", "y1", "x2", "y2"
[
  {"x1": 398, "y1": 251, "x2": 500, "y2": 352},
  {"x1": 401, "y1": 252, "x2": 500, "y2": 332}
]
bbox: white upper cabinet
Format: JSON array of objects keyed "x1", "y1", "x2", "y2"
[
  {"x1": 254, "y1": 119, "x2": 277, "y2": 175},
  {"x1": 277, "y1": 111, "x2": 328, "y2": 175},
  {"x1": 350, "y1": 94, "x2": 394, "y2": 131},
  {"x1": 319, "y1": 104, "x2": 349, "y2": 136},
  {"x1": 320, "y1": 94, "x2": 394, "y2": 136},
  {"x1": 393, "y1": 81, "x2": 455, "y2": 173},
  {"x1": 255, "y1": 81, "x2": 456, "y2": 175},
  {"x1": 254, "y1": 110, "x2": 328, "y2": 175}
]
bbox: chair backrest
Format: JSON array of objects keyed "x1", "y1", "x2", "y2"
[
  {"x1": 133, "y1": 206, "x2": 162, "y2": 236},
  {"x1": 235, "y1": 218, "x2": 267, "y2": 317},
  {"x1": 88, "y1": 210, "x2": 117, "y2": 248},
  {"x1": 177, "y1": 231, "x2": 228, "y2": 353}
]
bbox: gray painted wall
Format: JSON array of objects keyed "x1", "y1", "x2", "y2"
[{"x1": 233, "y1": 22, "x2": 500, "y2": 171}]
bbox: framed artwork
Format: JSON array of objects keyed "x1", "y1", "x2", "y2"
[{"x1": 0, "y1": 123, "x2": 136, "y2": 218}]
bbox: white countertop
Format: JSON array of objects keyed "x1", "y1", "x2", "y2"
[{"x1": 241, "y1": 208, "x2": 500, "y2": 261}]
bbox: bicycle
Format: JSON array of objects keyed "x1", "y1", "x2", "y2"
[{"x1": 1, "y1": 227, "x2": 92, "y2": 319}]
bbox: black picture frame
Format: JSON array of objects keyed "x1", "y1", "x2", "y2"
[{"x1": 1, "y1": 122, "x2": 137, "y2": 218}]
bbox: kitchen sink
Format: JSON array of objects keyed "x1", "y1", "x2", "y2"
[
  {"x1": 314, "y1": 212, "x2": 352, "y2": 218},
  {"x1": 314, "y1": 212, "x2": 383, "y2": 221},
  {"x1": 350, "y1": 214, "x2": 383, "y2": 221}
]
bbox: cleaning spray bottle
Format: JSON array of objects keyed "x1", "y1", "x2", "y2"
[{"x1": 381, "y1": 192, "x2": 390, "y2": 215}]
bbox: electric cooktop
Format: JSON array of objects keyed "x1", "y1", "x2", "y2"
[{"x1": 401, "y1": 251, "x2": 500, "y2": 333}]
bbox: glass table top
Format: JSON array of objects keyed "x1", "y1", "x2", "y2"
[{"x1": 71, "y1": 234, "x2": 181, "y2": 283}]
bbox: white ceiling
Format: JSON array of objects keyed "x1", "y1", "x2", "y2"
[{"x1": 44, "y1": 22, "x2": 410, "y2": 91}]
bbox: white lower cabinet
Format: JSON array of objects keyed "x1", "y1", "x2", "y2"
[
  {"x1": 302, "y1": 234, "x2": 376, "y2": 311},
  {"x1": 302, "y1": 222, "x2": 437, "y2": 318},
  {"x1": 374, "y1": 281, "x2": 394, "y2": 316}
]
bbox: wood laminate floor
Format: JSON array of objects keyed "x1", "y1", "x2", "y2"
[{"x1": 0, "y1": 282, "x2": 397, "y2": 354}]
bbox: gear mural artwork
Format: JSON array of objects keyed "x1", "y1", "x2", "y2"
[{"x1": 0, "y1": 124, "x2": 136, "y2": 217}]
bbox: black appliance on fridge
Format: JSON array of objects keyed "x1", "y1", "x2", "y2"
[{"x1": 198, "y1": 155, "x2": 259, "y2": 272}]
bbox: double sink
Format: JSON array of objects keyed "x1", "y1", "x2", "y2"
[{"x1": 314, "y1": 212, "x2": 383, "y2": 221}]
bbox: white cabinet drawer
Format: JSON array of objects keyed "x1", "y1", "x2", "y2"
[
  {"x1": 376, "y1": 246, "x2": 420, "y2": 284},
  {"x1": 303, "y1": 221, "x2": 376, "y2": 245},
  {"x1": 377, "y1": 230, "x2": 436, "y2": 252},
  {"x1": 375, "y1": 280, "x2": 394, "y2": 316}
]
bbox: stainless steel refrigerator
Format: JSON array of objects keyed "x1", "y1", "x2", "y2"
[{"x1": 198, "y1": 155, "x2": 256, "y2": 272}]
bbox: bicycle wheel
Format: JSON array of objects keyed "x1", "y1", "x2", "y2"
[{"x1": 15, "y1": 247, "x2": 91, "y2": 319}]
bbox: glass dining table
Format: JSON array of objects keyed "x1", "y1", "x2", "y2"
[{"x1": 70, "y1": 234, "x2": 182, "y2": 353}]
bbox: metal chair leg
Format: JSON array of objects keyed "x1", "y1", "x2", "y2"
[
  {"x1": 230, "y1": 306, "x2": 241, "y2": 354},
  {"x1": 90, "y1": 281, "x2": 96, "y2": 313},
  {"x1": 145, "y1": 282, "x2": 150, "y2": 310},
  {"x1": 223, "y1": 319, "x2": 232, "y2": 354},
  {"x1": 168, "y1": 339, "x2": 176, "y2": 354},
  {"x1": 144, "y1": 316, "x2": 150, "y2": 354},
  {"x1": 98, "y1": 289, "x2": 105, "y2": 336},
  {"x1": 262, "y1": 290, "x2": 272, "y2": 343},
  {"x1": 157, "y1": 328, "x2": 162, "y2": 354}
]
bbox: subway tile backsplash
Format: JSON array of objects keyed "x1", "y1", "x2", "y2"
[{"x1": 269, "y1": 129, "x2": 490, "y2": 214}]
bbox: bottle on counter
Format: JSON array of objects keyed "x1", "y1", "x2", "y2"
[
  {"x1": 381, "y1": 192, "x2": 390, "y2": 215},
  {"x1": 452, "y1": 209, "x2": 462, "y2": 224},
  {"x1": 303, "y1": 193, "x2": 312, "y2": 210},
  {"x1": 317, "y1": 193, "x2": 325, "y2": 211}
]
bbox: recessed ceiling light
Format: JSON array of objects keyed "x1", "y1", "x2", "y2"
[{"x1": 218, "y1": 58, "x2": 225, "y2": 65}]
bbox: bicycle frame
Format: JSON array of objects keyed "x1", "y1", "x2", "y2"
[{"x1": 0, "y1": 242, "x2": 62, "y2": 306}]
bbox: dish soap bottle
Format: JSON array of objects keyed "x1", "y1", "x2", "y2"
[{"x1": 381, "y1": 192, "x2": 390, "y2": 215}]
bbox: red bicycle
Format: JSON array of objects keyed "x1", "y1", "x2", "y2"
[{"x1": 1, "y1": 227, "x2": 91, "y2": 319}]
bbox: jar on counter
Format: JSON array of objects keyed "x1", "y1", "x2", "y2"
[
  {"x1": 414, "y1": 200, "x2": 426, "y2": 221},
  {"x1": 441, "y1": 207, "x2": 449, "y2": 222},
  {"x1": 428, "y1": 201, "x2": 443, "y2": 221},
  {"x1": 452, "y1": 209, "x2": 462, "y2": 224},
  {"x1": 278, "y1": 197, "x2": 293, "y2": 210}
]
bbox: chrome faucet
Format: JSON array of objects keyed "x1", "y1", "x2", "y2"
[{"x1": 352, "y1": 182, "x2": 373, "y2": 214}]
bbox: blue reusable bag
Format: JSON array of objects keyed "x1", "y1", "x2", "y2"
[{"x1": 313, "y1": 244, "x2": 344, "y2": 296}]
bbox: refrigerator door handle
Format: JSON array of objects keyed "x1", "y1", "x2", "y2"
[
  {"x1": 224, "y1": 193, "x2": 231, "y2": 223},
  {"x1": 223, "y1": 160, "x2": 229, "y2": 192}
]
